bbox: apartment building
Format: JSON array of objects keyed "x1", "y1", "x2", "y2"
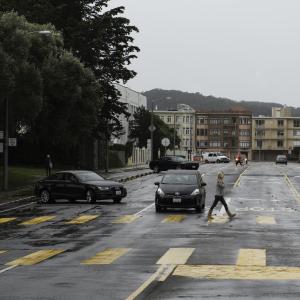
[
  {"x1": 252, "y1": 107, "x2": 300, "y2": 161},
  {"x1": 195, "y1": 111, "x2": 252, "y2": 159},
  {"x1": 154, "y1": 104, "x2": 196, "y2": 155}
]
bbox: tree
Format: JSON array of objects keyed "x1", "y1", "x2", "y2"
[
  {"x1": 0, "y1": 12, "x2": 102, "y2": 164},
  {"x1": 129, "y1": 107, "x2": 180, "y2": 159},
  {"x1": 0, "y1": 0, "x2": 140, "y2": 138}
]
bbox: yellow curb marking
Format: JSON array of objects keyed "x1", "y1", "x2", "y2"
[
  {"x1": 0, "y1": 217, "x2": 17, "y2": 224},
  {"x1": 256, "y1": 216, "x2": 276, "y2": 225},
  {"x1": 81, "y1": 248, "x2": 130, "y2": 265},
  {"x1": 6, "y1": 249, "x2": 64, "y2": 266},
  {"x1": 20, "y1": 216, "x2": 55, "y2": 225},
  {"x1": 284, "y1": 174, "x2": 300, "y2": 204},
  {"x1": 66, "y1": 215, "x2": 99, "y2": 224},
  {"x1": 113, "y1": 215, "x2": 140, "y2": 224},
  {"x1": 156, "y1": 248, "x2": 195, "y2": 265},
  {"x1": 0, "y1": 250, "x2": 7, "y2": 255},
  {"x1": 162, "y1": 215, "x2": 186, "y2": 223},
  {"x1": 173, "y1": 265, "x2": 300, "y2": 280},
  {"x1": 208, "y1": 216, "x2": 229, "y2": 224},
  {"x1": 236, "y1": 249, "x2": 266, "y2": 267},
  {"x1": 234, "y1": 168, "x2": 248, "y2": 188}
]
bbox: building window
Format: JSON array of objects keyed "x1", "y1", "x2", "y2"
[
  {"x1": 210, "y1": 141, "x2": 221, "y2": 147},
  {"x1": 196, "y1": 129, "x2": 208, "y2": 136},
  {"x1": 185, "y1": 128, "x2": 190, "y2": 135},
  {"x1": 257, "y1": 140, "x2": 263, "y2": 148},
  {"x1": 176, "y1": 116, "x2": 180, "y2": 123},
  {"x1": 255, "y1": 120, "x2": 265, "y2": 126},
  {"x1": 197, "y1": 116, "x2": 207, "y2": 124},
  {"x1": 294, "y1": 141, "x2": 300, "y2": 146},
  {"x1": 240, "y1": 142, "x2": 250, "y2": 148},
  {"x1": 223, "y1": 129, "x2": 229, "y2": 136},
  {"x1": 277, "y1": 140, "x2": 283, "y2": 147},
  {"x1": 277, "y1": 130, "x2": 284, "y2": 137},
  {"x1": 293, "y1": 130, "x2": 300, "y2": 136},
  {"x1": 210, "y1": 129, "x2": 221, "y2": 136},
  {"x1": 240, "y1": 117, "x2": 250, "y2": 125},
  {"x1": 240, "y1": 130, "x2": 250, "y2": 136},
  {"x1": 209, "y1": 119, "x2": 221, "y2": 125},
  {"x1": 255, "y1": 130, "x2": 265, "y2": 137},
  {"x1": 196, "y1": 140, "x2": 209, "y2": 148},
  {"x1": 224, "y1": 118, "x2": 229, "y2": 125},
  {"x1": 190, "y1": 116, "x2": 193, "y2": 123},
  {"x1": 278, "y1": 120, "x2": 284, "y2": 127},
  {"x1": 160, "y1": 116, "x2": 164, "y2": 121},
  {"x1": 294, "y1": 120, "x2": 300, "y2": 127},
  {"x1": 167, "y1": 116, "x2": 171, "y2": 123},
  {"x1": 186, "y1": 116, "x2": 190, "y2": 123},
  {"x1": 224, "y1": 141, "x2": 229, "y2": 147}
]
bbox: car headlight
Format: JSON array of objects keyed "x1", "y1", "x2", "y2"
[
  {"x1": 191, "y1": 189, "x2": 200, "y2": 196},
  {"x1": 97, "y1": 186, "x2": 110, "y2": 191},
  {"x1": 157, "y1": 187, "x2": 165, "y2": 197}
]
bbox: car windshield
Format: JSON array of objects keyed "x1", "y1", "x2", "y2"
[
  {"x1": 277, "y1": 155, "x2": 286, "y2": 159},
  {"x1": 172, "y1": 156, "x2": 186, "y2": 162},
  {"x1": 76, "y1": 172, "x2": 104, "y2": 182},
  {"x1": 162, "y1": 174, "x2": 197, "y2": 185}
]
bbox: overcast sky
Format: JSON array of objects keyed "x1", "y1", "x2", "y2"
[{"x1": 110, "y1": 0, "x2": 300, "y2": 107}]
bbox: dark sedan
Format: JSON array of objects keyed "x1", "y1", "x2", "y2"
[
  {"x1": 154, "y1": 170, "x2": 206, "y2": 213},
  {"x1": 275, "y1": 155, "x2": 287, "y2": 165},
  {"x1": 35, "y1": 170, "x2": 127, "y2": 204}
]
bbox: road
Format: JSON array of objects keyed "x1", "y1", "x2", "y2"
[{"x1": 0, "y1": 162, "x2": 300, "y2": 299}]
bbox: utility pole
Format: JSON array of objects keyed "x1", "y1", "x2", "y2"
[
  {"x1": 3, "y1": 97, "x2": 8, "y2": 190},
  {"x1": 173, "y1": 112, "x2": 176, "y2": 155},
  {"x1": 150, "y1": 101, "x2": 154, "y2": 161}
]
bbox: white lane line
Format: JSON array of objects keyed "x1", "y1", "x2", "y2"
[
  {"x1": 0, "y1": 196, "x2": 35, "y2": 207},
  {"x1": 0, "y1": 265, "x2": 17, "y2": 274},
  {"x1": 134, "y1": 203, "x2": 155, "y2": 216},
  {"x1": 0, "y1": 202, "x2": 36, "y2": 214}
]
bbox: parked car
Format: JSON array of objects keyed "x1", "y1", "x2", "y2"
[
  {"x1": 35, "y1": 170, "x2": 127, "y2": 204},
  {"x1": 202, "y1": 152, "x2": 230, "y2": 163},
  {"x1": 275, "y1": 155, "x2": 288, "y2": 165},
  {"x1": 149, "y1": 156, "x2": 199, "y2": 173},
  {"x1": 154, "y1": 170, "x2": 206, "y2": 213}
]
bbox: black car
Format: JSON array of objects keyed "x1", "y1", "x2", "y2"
[
  {"x1": 35, "y1": 170, "x2": 127, "y2": 204},
  {"x1": 154, "y1": 170, "x2": 206, "y2": 213},
  {"x1": 149, "y1": 156, "x2": 199, "y2": 173},
  {"x1": 275, "y1": 155, "x2": 287, "y2": 165}
]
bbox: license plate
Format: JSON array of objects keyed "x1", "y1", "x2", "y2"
[
  {"x1": 173, "y1": 197, "x2": 181, "y2": 203},
  {"x1": 115, "y1": 190, "x2": 121, "y2": 195}
]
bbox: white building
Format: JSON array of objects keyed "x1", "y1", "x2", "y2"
[{"x1": 113, "y1": 84, "x2": 147, "y2": 145}]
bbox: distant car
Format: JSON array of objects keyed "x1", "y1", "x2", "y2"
[
  {"x1": 149, "y1": 156, "x2": 199, "y2": 173},
  {"x1": 35, "y1": 170, "x2": 127, "y2": 204},
  {"x1": 275, "y1": 155, "x2": 287, "y2": 165},
  {"x1": 202, "y1": 152, "x2": 230, "y2": 163},
  {"x1": 154, "y1": 170, "x2": 206, "y2": 213}
]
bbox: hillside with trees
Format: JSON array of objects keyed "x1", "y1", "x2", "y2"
[{"x1": 144, "y1": 89, "x2": 300, "y2": 117}]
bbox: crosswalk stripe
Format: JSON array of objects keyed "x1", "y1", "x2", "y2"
[
  {"x1": 81, "y1": 248, "x2": 131, "y2": 265},
  {"x1": 6, "y1": 249, "x2": 64, "y2": 266},
  {"x1": 208, "y1": 216, "x2": 229, "y2": 224},
  {"x1": 0, "y1": 250, "x2": 7, "y2": 255},
  {"x1": 113, "y1": 215, "x2": 139, "y2": 224},
  {"x1": 162, "y1": 215, "x2": 186, "y2": 223},
  {"x1": 236, "y1": 249, "x2": 266, "y2": 267},
  {"x1": 156, "y1": 248, "x2": 194, "y2": 265},
  {"x1": 66, "y1": 215, "x2": 99, "y2": 224},
  {"x1": 256, "y1": 216, "x2": 276, "y2": 225},
  {"x1": 20, "y1": 216, "x2": 55, "y2": 225},
  {"x1": 0, "y1": 217, "x2": 17, "y2": 224}
]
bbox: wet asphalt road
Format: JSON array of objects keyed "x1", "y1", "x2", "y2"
[{"x1": 1, "y1": 162, "x2": 300, "y2": 299}]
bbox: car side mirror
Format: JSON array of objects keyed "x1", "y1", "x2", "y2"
[
  {"x1": 154, "y1": 182, "x2": 160, "y2": 186},
  {"x1": 201, "y1": 182, "x2": 207, "y2": 187}
]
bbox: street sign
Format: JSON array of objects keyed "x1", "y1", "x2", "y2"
[
  {"x1": 0, "y1": 143, "x2": 3, "y2": 153},
  {"x1": 161, "y1": 138, "x2": 170, "y2": 147},
  {"x1": 0, "y1": 131, "x2": 3, "y2": 139},
  {"x1": 8, "y1": 138, "x2": 17, "y2": 147},
  {"x1": 148, "y1": 125, "x2": 156, "y2": 132}
]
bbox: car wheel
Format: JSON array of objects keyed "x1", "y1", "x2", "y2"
[
  {"x1": 40, "y1": 189, "x2": 52, "y2": 204},
  {"x1": 155, "y1": 204, "x2": 162, "y2": 213},
  {"x1": 113, "y1": 197, "x2": 122, "y2": 203},
  {"x1": 205, "y1": 160, "x2": 209, "y2": 164},
  {"x1": 86, "y1": 189, "x2": 95, "y2": 204},
  {"x1": 153, "y1": 165, "x2": 160, "y2": 173}
]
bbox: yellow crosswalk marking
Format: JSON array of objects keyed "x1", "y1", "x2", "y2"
[
  {"x1": 156, "y1": 248, "x2": 194, "y2": 265},
  {"x1": 0, "y1": 250, "x2": 7, "y2": 255},
  {"x1": 6, "y1": 249, "x2": 64, "y2": 266},
  {"x1": 162, "y1": 215, "x2": 186, "y2": 223},
  {"x1": 0, "y1": 217, "x2": 17, "y2": 224},
  {"x1": 236, "y1": 249, "x2": 266, "y2": 267},
  {"x1": 256, "y1": 216, "x2": 276, "y2": 225},
  {"x1": 113, "y1": 215, "x2": 139, "y2": 224},
  {"x1": 81, "y1": 248, "x2": 130, "y2": 265},
  {"x1": 66, "y1": 215, "x2": 99, "y2": 224},
  {"x1": 208, "y1": 216, "x2": 229, "y2": 224},
  {"x1": 20, "y1": 216, "x2": 55, "y2": 225},
  {"x1": 173, "y1": 265, "x2": 300, "y2": 280}
]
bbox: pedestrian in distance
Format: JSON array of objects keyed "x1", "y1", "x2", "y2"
[
  {"x1": 235, "y1": 152, "x2": 243, "y2": 166},
  {"x1": 207, "y1": 171, "x2": 236, "y2": 220},
  {"x1": 45, "y1": 154, "x2": 53, "y2": 177},
  {"x1": 244, "y1": 157, "x2": 248, "y2": 165}
]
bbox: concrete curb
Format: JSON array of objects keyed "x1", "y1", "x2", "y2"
[{"x1": 118, "y1": 171, "x2": 154, "y2": 183}]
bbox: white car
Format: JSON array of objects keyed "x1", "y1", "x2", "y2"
[{"x1": 202, "y1": 152, "x2": 230, "y2": 163}]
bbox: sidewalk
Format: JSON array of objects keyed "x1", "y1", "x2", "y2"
[{"x1": 0, "y1": 164, "x2": 152, "y2": 204}]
